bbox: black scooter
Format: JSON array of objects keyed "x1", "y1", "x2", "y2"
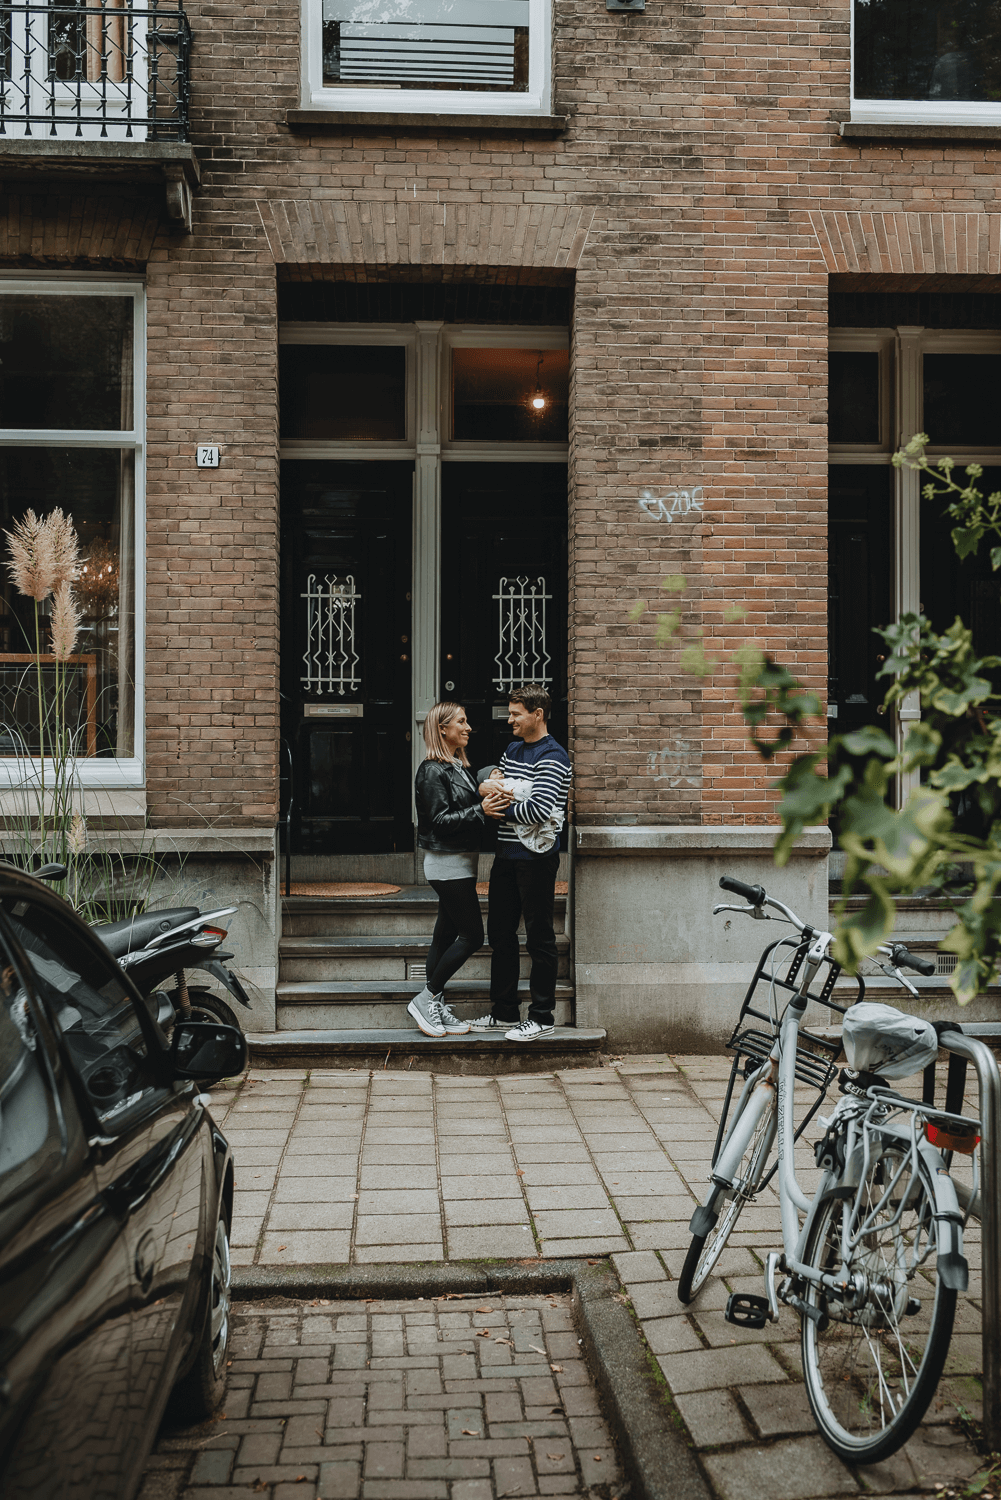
[
  {"x1": 32, "y1": 863, "x2": 254, "y2": 1031},
  {"x1": 94, "y1": 904, "x2": 254, "y2": 1032}
]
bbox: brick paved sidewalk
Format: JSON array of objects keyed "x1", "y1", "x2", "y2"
[
  {"x1": 195, "y1": 1054, "x2": 989, "y2": 1500},
  {"x1": 145, "y1": 1293, "x2": 619, "y2": 1500}
]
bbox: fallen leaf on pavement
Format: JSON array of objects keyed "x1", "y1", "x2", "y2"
[
  {"x1": 475, "y1": 1307, "x2": 494, "y2": 1313},
  {"x1": 550, "y1": 1364, "x2": 563, "y2": 1373},
  {"x1": 461, "y1": 1429, "x2": 481, "y2": 1437},
  {"x1": 476, "y1": 1329, "x2": 491, "y2": 1337},
  {"x1": 593, "y1": 1455, "x2": 602, "y2": 1461},
  {"x1": 494, "y1": 1337, "x2": 514, "y2": 1346},
  {"x1": 547, "y1": 1454, "x2": 565, "y2": 1461},
  {"x1": 277, "y1": 1245, "x2": 286, "y2": 1252},
  {"x1": 529, "y1": 1344, "x2": 546, "y2": 1354}
]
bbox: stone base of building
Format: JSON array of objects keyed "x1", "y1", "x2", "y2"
[{"x1": 571, "y1": 825, "x2": 832, "y2": 1053}]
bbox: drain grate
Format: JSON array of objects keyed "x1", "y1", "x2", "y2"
[{"x1": 406, "y1": 959, "x2": 427, "y2": 982}]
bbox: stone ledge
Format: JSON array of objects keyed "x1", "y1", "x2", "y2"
[
  {"x1": 840, "y1": 121, "x2": 1001, "y2": 141},
  {"x1": 285, "y1": 109, "x2": 567, "y2": 134},
  {"x1": 0, "y1": 139, "x2": 200, "y2": 229},
  {"x1": 0, "y1": 827, "x2": 275, "y2": 856},
  {"x1": 574, "y1": 824, "x2": 831, "y2": 856}
]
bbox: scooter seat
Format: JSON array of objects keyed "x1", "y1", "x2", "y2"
[{"x1": 94, "y1": 907, "x2": 201, "y2": 959}]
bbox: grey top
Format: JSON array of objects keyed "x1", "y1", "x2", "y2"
[{"x1": 423, "y1": 848, "x2": 479, "y2": 881}]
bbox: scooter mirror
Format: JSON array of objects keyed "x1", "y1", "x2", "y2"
[{"x1": 169, "y1": 1019, "x2": 247, "y2": 1082}]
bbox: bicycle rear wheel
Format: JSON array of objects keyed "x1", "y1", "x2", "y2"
[
  {"x1": 676, "y1": 1089, "x2": 775, "y2": 1303},
  {"x1": 800, "y1": 1144, "x2": 957, "y2": 1464}
]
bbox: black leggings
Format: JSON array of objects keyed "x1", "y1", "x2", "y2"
[{"x1": 426, "y1": 877, "x2": 484, "y2": 996}]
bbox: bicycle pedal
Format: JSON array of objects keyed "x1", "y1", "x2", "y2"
[{"x1": 725, "y1": 1293, "x2": 770, "y2": 1329}]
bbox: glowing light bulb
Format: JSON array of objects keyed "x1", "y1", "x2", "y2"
[{"x1": 532, "y1": 395, "x2": 546, "y2": 410}]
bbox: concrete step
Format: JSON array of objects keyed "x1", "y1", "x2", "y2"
[
  {"x1": 275, "y1": 978, "x2": 575, "y2": 1032},
  {"x1": 278, "y1": 933, "x2": 571, "y2": 983},
  {"x1": 247, "y1": 1025, "x2": 606, "y2": 1074},
  {"x1": 282, "y1": 890, "x2": 568, "y2": 939}
]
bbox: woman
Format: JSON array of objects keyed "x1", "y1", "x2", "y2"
[{"x1": 409, "y1": 701, "x2": 505, "y2": 1038}]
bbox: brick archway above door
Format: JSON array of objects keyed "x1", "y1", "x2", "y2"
[
  {"x1": 256, "y1": 199, "x2": 594, "y2": 269},
  {"x1": 810, "y1": 209, "x2": 1001, "y2": 277}
]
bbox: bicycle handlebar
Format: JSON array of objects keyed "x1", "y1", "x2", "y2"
[
  {"x1": 718, "y1": 875, "x2": 766, "y2": 906},
  {"x1": 888, "y1": 943, "x2": 936, "y2": 978},
  {"x1": 716, "y1": 874, "x2": 939, "y2": 978}
]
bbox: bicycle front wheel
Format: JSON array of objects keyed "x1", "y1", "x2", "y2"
[
  {"x1": 800, "y1": 1145, "x2": 957, "y2": 1464},
  {"x1": 676, "y1": 1088, "x2": 775, "y2": 1303}
]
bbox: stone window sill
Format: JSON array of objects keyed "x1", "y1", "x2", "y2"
[
  {"x1": 285, "y1": 109, "x2": 567, "y2": 134},
  {"x1": 841, "y1": 121, "x2": 1001, "y2": 141}
]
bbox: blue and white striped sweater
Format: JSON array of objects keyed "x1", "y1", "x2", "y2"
[{"x1": 495, "y1": 734, "x2": 572, "y2": 859}]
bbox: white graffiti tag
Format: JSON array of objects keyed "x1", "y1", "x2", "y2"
[
  {"x1": 638, "y1": 487, "x2": 704, "y2": 523},
  {"x1": 647, "y1": 740, "x2": 702, "y2": 790}
]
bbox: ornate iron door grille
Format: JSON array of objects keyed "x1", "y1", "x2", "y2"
[
  {"x1": 301, "y1": 572, "x2": 361, "y2": 697},
  {"x1": 493, "y1": 574, "x2": 552, "y2": 693}
]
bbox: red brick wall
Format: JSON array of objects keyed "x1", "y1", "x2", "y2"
[{"x1": 5, "y1": 0, "x2": 998, "y2": 829}]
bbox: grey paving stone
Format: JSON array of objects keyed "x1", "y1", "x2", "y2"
[
  {"x1": 640, "y1": 1315, "x2": 702, "y2": 1355},
  {"x1": 703, "y1": 1434, "x2": 859, "y2": 1500},
  {"x1": 356, "y1": 1190, "x2": 441, "y2": 1216},
  {"x1": 658, "y1": 1342, "x2": 789, "y2": 1393},
  {"x1": 443, "y1": 1199, "x2": 530, "y2": 1227},
  {"x1": 673, "y1": 1388, "x2": 750, "y2": 1447},
  {"x1": 739, "y1": 1380, "x2": 817, "y2": 1438},
  {"x1": 446, "y1": 1225, "x2": 537, "y2": 1257},
  {"x1": 355, "y1": 1213, "x2": 443, "y2": 1245}
]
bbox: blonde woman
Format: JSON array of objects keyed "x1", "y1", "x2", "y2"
[{"x1": 409, "y1": 701, "x2": 508, "y2": 1038}]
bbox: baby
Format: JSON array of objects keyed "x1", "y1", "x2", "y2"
[{"x1": 487, "y1": 770, "x2": 564, "y2": 854}]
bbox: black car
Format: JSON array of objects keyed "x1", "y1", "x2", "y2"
[{"x1": 0, "y1": 865, "x2": 247, "y2": 1499}]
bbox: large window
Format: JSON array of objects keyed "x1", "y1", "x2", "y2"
[
  {"x1": 303, "y1": 0, "x2": 551, "y2": 116},
  {"x1": 852, "y1": 0, "x2": 1001, "y2": 124},
  {"x1": 828, "y1": 324, "x2": 1001, "y2": 801},
  {"x1": 0, "y1": 281, "x2": 144, "y2": 779}
]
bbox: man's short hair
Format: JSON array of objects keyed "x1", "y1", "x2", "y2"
[{"x1": 509, "y1": 684, "x2": 551, "y2": 721}]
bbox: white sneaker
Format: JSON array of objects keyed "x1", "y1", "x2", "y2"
[
  {"x1": 467, "y1": 1013, "x2": 508, "y2": 1031},
  {"x1": 408, "y1": 992, "x2": 447, "y2": 1037},
  {"x1": 505, "y1": 1019, "x2": 555, "y2": 1042},
  {"x1": 436, "y1": 997, "x2": 470, "y2": 1035}
]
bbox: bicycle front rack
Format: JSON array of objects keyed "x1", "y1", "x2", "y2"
[{"x1": 710, "y1": 936, "x2": 862, "y2": 1179}]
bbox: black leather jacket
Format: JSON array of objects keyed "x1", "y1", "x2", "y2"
[{"x1": 415, "y1": 759, "x2": 487, "y2": 852}]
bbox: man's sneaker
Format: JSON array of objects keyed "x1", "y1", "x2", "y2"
[
  {"x1": 505, "y1": 1019, "x2": 555, "y2": 1042},
  {"x1": 467, "y1": 1013, "x2": 509, "y2": 1031},
  {"x1": 408, "y1": 992, "x2": 447, "y2": 1037},
  {"x1": 436, "y1": 997, "x2": 470, "y2": 1035}
]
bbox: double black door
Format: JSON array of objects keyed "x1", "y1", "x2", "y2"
[{"x1": 281, "y1": 461, "x2": 414, "y2": 856}]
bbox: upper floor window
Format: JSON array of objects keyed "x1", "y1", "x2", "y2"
[
  {"x1": 304, "y1": 0, "x2": 551, "y2": 115},
  {"x1": 852, "y1": 0, "x2": 1001, "y2": 124}
]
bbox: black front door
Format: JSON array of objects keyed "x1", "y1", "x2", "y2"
[
  {"x1": 440, "y1": 463, "x2": 568, "y2": 766},
  {"x1": 281, "y1": 461, "x2": 414, "y2": 855}
]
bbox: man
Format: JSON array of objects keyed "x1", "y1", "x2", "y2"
[{"x1": 467, "y1": 685, "x2": 573, "y2": 1042}]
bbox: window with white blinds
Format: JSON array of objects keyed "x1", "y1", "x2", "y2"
[{"x1": 305, "y1": 0, "x2": 549, "y2": 114}]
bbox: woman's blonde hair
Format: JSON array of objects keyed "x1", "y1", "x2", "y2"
[{"x1": 423, "y1": 701, "x2": 470, "y2": 765}]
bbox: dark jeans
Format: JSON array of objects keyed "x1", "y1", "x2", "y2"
[
  {"x1": 487, "y1": 852, "x2": 560, "y2": 1024},
  {"x1": 426, "y1": 877, "x2": 484, "y2": 996}
]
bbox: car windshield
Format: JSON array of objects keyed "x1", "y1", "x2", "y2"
[{"x1": 2, "y1": 895, "x2": 159, "y2": 1129}]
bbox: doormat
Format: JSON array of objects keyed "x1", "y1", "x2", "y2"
[
  {"x1": 475, "y1": 880, "x2": 569, "y2": 895},
  {"x1": 286, "y1": 881, "x2": 402, "y2": 897}
]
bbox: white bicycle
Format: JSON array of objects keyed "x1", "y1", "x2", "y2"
[{"x1": 677, "y1": 875, "x2": 981, "y2": 1464}]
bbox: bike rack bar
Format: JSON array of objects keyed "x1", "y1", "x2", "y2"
[{"x1": 935, "y1": 1031, "x2": 1001, "y2": 1448}]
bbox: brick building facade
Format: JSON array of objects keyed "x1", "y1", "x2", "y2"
[{"x1": 2, "y1": 0, "x2": 997, "y2": 1047}]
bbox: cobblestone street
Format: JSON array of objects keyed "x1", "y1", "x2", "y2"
[
  {"x1": 139, "y1": 1054, "x2": 990, "y2": 1500},
  {"x1": 143, "y1": 1294, "x2": 621, "y2": 1500}
]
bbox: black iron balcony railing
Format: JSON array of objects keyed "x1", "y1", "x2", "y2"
[{"x1": 0, "y1": 0, "x2": 191, "y2": 141}]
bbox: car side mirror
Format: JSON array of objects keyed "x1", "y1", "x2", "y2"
[{"x1": 169, "y1": 1020, "x2": 247, "y2": 1081}]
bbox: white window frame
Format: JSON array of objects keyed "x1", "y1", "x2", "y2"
[
  {"x1": 850, "y1": 1, "x2": 1001, "y2": 126},
  {"x1": 300, "y1": 0, "x2": 551, "y2": 116},
  {"x1": 0, "y1": 275, "x2": 145, "y2": 790}
]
